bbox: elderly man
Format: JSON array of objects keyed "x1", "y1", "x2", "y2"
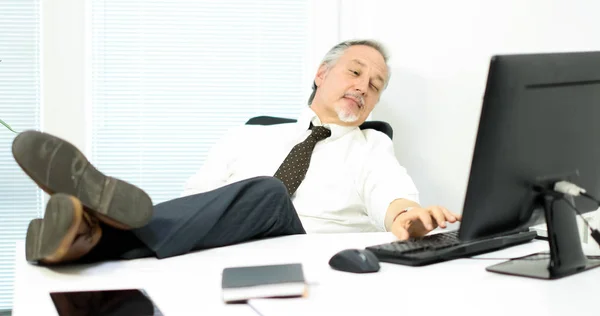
[{"x1": 14, "y1": 39, "x2": 460, "y2": 265}]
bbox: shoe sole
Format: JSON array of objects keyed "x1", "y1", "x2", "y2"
[
  {"x1": 26, "y1": 194, "x2": 82, "y2": 263},
  {"x1": 13, "y1": 130, "x2": 153, "y2": 229}
]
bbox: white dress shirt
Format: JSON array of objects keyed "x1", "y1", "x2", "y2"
[{"x1": 183, "y1": 107, "x2": 419, "y2": 233}]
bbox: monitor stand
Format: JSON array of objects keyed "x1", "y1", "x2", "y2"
[{"x1": 486, "y1": 194, "x2": 600, "y2": 279}]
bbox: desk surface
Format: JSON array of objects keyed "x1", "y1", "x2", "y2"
[{"x1": 12, "y1": 232, "x2": 600, "y2": 316}]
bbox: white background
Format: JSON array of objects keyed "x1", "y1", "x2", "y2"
[{"x1": 40, "y1": 0, "x2": 340, "y2": 155}]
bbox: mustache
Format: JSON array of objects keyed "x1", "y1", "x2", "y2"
[{"x1": 343, "y1": 92, "x2": 365, "y2": 107}]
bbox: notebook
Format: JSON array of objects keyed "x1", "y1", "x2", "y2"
[{"x1": 221, "y1": 263, "x2": 307, "y2": 303}]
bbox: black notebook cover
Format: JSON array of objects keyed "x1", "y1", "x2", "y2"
[{"x1": 221, "y1": 263, "x2": 306, "y2": 302}]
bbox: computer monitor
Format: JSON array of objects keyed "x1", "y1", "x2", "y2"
[{"x1": 457, "y1": 51, "x2": 600, "y2": 279}]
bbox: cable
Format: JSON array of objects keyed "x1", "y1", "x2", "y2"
[
  {"x1": 582, "y1": 191, "x2": 600, "y2": 204},
  {"x1": 553, "y1": 180, "x2": 600, "y2": 205},
  {"x1": 554, "y1": 180, "x2": 587, "y2": 197},
  {"x1": 552, "y1": 181, "x2": 600, "y2": 247},
  {"x1": 577, "y1": 193, "x2": 600, "y2": 246},
  {"x1": 561, "y1": 197, "x2": 595, "y2": 229}
]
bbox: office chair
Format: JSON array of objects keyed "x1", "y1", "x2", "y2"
[{"x1": 245, "y1": 116, "x2": 394, "y2": 140}]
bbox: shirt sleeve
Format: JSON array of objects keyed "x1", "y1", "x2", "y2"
[
  {"x1": 181, "y1": 125, "x2": 244, "y2": 197},
  {"x1": 359, "y1": 130, "x2": 420, "y2": 231}
]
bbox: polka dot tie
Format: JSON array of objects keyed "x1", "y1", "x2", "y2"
[{"x1": 274, "y1": 125, "x2": 331, "y2": 195}]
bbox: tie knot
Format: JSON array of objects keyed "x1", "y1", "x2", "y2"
[{"x1": 310, "y1": 125, "x2": 331, "y2": 141}]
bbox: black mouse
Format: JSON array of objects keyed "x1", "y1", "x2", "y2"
[{"x1": 328, "y1": 248, "x2": 380, "y2": 273}]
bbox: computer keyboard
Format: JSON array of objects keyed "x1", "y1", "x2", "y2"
[
  {"x1": 369, "y1": 231, "x2": 462, "y2": 255},
  {"x1": 366, "y1": 230, "x2": 538, "y2": 266}
]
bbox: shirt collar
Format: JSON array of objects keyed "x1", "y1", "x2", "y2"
[{"x1": 296, "y1": 107, "x2": 358, "y2": 140}]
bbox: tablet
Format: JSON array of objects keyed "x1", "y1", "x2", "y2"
[{"x1": 50, "y1": 289, "x2": 163, "y2": 316}]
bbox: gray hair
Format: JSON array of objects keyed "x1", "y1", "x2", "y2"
[{"x1": 308, "y1": 39, "x2": 390, "y2": 105}]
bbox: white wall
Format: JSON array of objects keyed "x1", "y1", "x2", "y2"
[
  {"x1": 42, "y1": 0, "x2": 339, "y2": 152},
  {"x1": 340, "y1": 0, "x2": 600, "y2": 213},
  {"x1": 42, "y1": 0, "x2": 89, "y2": 154}
]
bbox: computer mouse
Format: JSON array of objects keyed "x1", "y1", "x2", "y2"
[{"x1": 328, "y1": 248, "x2": 380, "y2": 273}]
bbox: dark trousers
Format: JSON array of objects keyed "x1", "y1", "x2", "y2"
[{"x1": 81, "y1": 176, "x2": 305, "y2": 262}]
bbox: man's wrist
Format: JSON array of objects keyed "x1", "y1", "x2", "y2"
[{"x1": 385, "y1": 199, "x2": 420, "y2": 231}]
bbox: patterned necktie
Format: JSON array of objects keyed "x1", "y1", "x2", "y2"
[{"x1": 274, "y1": 125, "x2": 331, "y2": 195}]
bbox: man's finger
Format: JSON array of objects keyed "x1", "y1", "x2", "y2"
[
  {"x1": 446, "y1": 208, "x2": 462, "y2": 221},
  {"x1": 441, "y1": 207, "x2": 458, "y2": 223},
  {"x1": 392, "y1": 223, "x2": 410, "y2": 240},
  {"x1": 455, "y1": 211, "x2": 463, "y2": 221},
  {"x1": 417, "y1": 211, "x2": 435, "y2": 231},
  {"x1": 430, "y1": 207, "x2": 447, "y2": 228}
]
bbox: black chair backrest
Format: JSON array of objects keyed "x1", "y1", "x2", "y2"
[{"x1": 245, "y1": 115, "x2": 393, "y2": 140}]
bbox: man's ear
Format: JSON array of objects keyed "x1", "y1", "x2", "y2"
[{"x1": 314, "y1": 63, "x2": 328, "y2": 87}]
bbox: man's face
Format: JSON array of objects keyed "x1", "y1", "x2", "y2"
[{"x1": 312, "y1": 45, "x2": 388, "y2": 126}]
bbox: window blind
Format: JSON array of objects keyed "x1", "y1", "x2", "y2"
[
  {"x1": 91, "y1": 0, "x2": 310, "y2": 203},
  {"x1": 0, "y1": 0, "x2": 42, "y2": 311}
]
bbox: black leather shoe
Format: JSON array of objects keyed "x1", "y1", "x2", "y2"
[
  {"x1": 13, "y1": 130, "x2": 153, "y2": 229},
  {"x1": 26, "y1": 193, "x2": 102, "y2": 264}
]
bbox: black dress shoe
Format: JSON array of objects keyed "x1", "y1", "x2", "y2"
[
  {"x1": 13, "y1": 130, "x2": 153, "y2": 229},
  {"x1": 26, "y1": 193, "x2": 102, "y2": 264}
]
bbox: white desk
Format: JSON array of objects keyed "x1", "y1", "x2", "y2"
[{"x1": 12, "y1": 233, "x2": 600, "y2": 316}]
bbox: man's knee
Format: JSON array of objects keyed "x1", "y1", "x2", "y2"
[{"x1": 247, "y1": 176, "x2": 289, "y2": 198}]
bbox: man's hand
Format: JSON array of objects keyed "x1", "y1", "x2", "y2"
[{"x1": 391, "y1": 206, "x2": 462, "y2": 240}]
